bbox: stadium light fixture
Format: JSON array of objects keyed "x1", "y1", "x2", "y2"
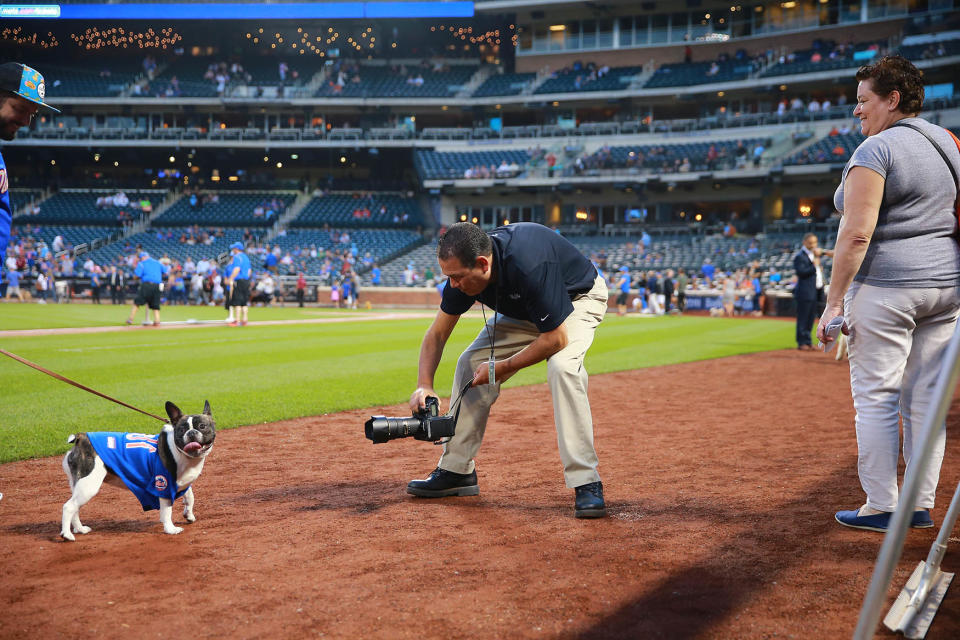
[
  {"x1": 169, "y1": 156, "x2": 175, "y2": 163},
  {"x1": 549, "y1": 25, "x2": 565, "y2": 31},
  {"x1": 472, "y1": 217, "x2": 479, "y2": 224},
  {"x1": 276, "y1": 162, "x2": 283, "y2": 168},
  {"x1": 50, "y1": 159, "x2": 56, "y2": 166}
]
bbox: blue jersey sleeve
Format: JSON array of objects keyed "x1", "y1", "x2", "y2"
[{"x1": 0, "y1": 153, "x2": 9, "y2": 255}]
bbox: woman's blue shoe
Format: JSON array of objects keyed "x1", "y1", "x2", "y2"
[
  {"x1": 835, "y1": 509, "x2": 891, "y2": 532},
  {"x1": 835, "y1": 508, "x2": 935, "y2": 531},
  {"x1": 911, "y1": 509, "x2": 934, "y2": 529}
]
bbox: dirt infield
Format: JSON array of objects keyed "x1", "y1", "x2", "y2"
[{"x1": 2, "y1": 350, "x2": 960, "y2": 639}]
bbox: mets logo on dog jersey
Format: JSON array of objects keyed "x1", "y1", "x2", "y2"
[
  {"x1": 0, "y1": 169, "x2": 7, "y2": 195},
  {"x1": 154, "y1": 475, "x2": 168, "y2": 491}
]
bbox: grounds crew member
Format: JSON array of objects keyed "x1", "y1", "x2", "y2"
[
  {"x1": 0, "y1": 62, "x2": 59, "y2": 254},
  {"x1": 407, "y1": 222, "x2": 609, "y2": 518},
  {"x1": 225, "y1": 241, "x2": 252, "y2": 326},
  {"x1": 126, "y1": 251, "x2": 169, "y2": 326}
]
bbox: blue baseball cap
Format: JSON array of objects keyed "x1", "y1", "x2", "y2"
[
  {"x1": 230, "y1": 242, "x2": 244, "y2": 251},
  {"x1": 139, "y1": 251, "x2": 149, "y2": 259},
  {"x1": 0, "y1": 62, "x2": 60, "y2": 113},
  {"x1": 619, "y1": 266, "x2": 629, "y2": 272}
]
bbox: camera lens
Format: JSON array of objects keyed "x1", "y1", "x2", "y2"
[{"x1": 364, "y1": 415, "x2": 423, "y2": 443}]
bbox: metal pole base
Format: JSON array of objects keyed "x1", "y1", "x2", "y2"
[{"x1": 884, "y1": 561, "x2": 954, "y2": 639}]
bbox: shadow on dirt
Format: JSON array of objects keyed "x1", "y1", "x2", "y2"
[{"x1": 568, "y1": 466, "x2": 871, "y2": 640}]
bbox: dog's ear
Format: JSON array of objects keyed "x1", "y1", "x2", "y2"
[
  {"x1": 203, "y1": 400, "x2": 212, "y2": 416},
  {"x1": 165, "y1": 401, "x2": 183, "y2": 424}
]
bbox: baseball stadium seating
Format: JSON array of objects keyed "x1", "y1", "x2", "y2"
[
  {"x1": 268, "y1": 228, "x2": 425, "y2": 279},
  {"x1": 783, "y1": 132, "x2": 865, "y2": 165},
  {"x1": 290, "y1": 193, "x2": 424, "y2": 228},
  {"x1": 12, "y1": 225, "x2": 120, "y2": 251},
  {"x1": 414, "y1": 149, "x2": 532, "y2": 180},
  {"x1": 151, "y1": 192, "x2": 297, "y2": 227},
  {"x1": 534, "y1": 65, "x2": 643, "y2": 94},
  {"x1": 644, "y1": 61, "x2": 750, "y2": 89},
  {"x1": 82, "y1": 227, "x2": 247, "y2": 267},
  {"x1": 316, "y1": 64, "x2": 475, "y2": 98},
  {"x1": 43, "y1": 59, "x2": 143, "y2": 97},
  {"x1": 472, "y1": 71, "x2": 536, "y2": 97},
  {"x1": 13, "y1": 191, "x2": 162, "y2": 225}
]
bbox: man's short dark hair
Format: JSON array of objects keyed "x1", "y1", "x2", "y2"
[
  {"x1": 855, "y1": 55, "x2": 924, "y2": 114},
  {"x1": 437, "y1": 222, "x2": 492, "y2": 268}
]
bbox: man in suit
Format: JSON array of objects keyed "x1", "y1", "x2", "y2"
[
  {"x1": 108, "y1": 265, "x2": 125, "y2": 305},
  {"x1": 793, "y1": 233, "x2": 833, "y2": 350}
]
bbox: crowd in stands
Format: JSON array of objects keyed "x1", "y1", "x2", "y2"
[
  {"x1": 567, "y1": 138, "x2": 766, "y2": 176},
  {"x1": 544, "y1": 61, "x2": 614, "y2": 91},
  {"x1": 463, "y1": 159, "x2": 522, "y2": 179},
  {"x1": 251, "y1": 196, "x2": 287, "y2": 221},
  {"x1": 93, "y1": 191, "x2": 152, "y2": 226}
]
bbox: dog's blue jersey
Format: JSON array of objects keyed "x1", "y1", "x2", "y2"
[{"x1": 87, "y1": 432, "x2": 186, "y2": 511}]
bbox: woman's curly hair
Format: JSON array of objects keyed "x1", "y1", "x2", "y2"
[{"x1": 855, "y1": 55, "x2": 924, "y2": 114}]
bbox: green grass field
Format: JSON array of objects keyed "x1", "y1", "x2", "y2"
[{"x1": 0, "y1": 304, "x2": 794, "y2": 462}]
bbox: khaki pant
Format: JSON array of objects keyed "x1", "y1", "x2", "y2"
[
  {"x1": 846, "y1": 281, "x2": 960, "y2": 511},
  {"x1": 438, "y1": 275, "x2": 608, "y2": 488}
]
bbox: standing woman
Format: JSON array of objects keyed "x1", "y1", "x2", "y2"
[{"x1": 818, "y1": 56, "x2": 960, "y2": 532}]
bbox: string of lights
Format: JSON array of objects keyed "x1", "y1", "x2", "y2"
[
  {"x1": 70, "y1": 27, "x2": 181, "y2": 50},
  {"x1": 245, "y1": 25, "x2": 385, "y2": 56},
  {"x1": 431, "y1": 24, "x2": 511, "y2": 51},
  {"x1": 1, "y1": 27, "x2": 58, "y2": 49}
]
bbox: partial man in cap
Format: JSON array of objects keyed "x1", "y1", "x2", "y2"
[
  {"x1": 126, "y1": 251, "x2": 169, "y2": 326},
  {"x1": 0, "y1": 62, "x2": 59, "y2": 255},
  {"x1": 225, "y1": 242, "x2": 251, "y2": 326}
]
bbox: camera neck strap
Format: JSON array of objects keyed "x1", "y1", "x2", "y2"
[{"x1": 435, "y1": 379, "x2": 474, "y2": 446}]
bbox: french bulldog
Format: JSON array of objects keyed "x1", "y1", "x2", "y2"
[{"x1": 60, "y1": 401, "x2": 215, "y2": 541}]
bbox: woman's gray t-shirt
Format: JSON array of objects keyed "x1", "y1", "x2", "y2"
[{"x1": 834, "y1": 116, "x2": 960, "y2": 287}]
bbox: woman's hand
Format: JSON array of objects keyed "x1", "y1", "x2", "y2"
[{"x1": 817, "y1": 301, "x2": 848, "y2": 347}]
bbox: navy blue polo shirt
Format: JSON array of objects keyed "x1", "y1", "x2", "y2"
[{"x1": 440, "y1": 223, "x2": 597, "y2": 332}]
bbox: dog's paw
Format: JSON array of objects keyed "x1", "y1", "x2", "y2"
[
  {"x1": 163, "y1": 526, "x2": 184, "y2": 535},
  {"x1": 184, "y1": 512, "x2": 196, "y2": 524},
  {"x1": 73, "y1": 525, "x2": 92, "y2": 535},
  {"x1": 60, "y1": 531, "x2": 76, "y2": 542}
]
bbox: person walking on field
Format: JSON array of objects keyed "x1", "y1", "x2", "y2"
[
  {"x1": 126, "y1": 251, "x2": 169, "y2": 326},
  {"x1": 615, "y1": 266, "x2": 631, "y2": 316},
  {"x1": 296, "y1": 272, "x2": 306, "y2": 307},
  {"x1": 225, "y1": 242, "x2": 251, "y2": 326},
  {"x1": 817, "y1": 56, "x2": 960, "y2": 533},
  {"x1": 3, "y1": 268, "x2": 23, "y2": 302}
]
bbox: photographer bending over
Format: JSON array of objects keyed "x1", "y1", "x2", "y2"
[{"x1": 408, "y1": 222, "x2": 609, "y2": 518}]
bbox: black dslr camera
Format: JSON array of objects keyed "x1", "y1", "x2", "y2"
[{"x1": 364, "y1": 396, "x2": 457, "y2": 444}]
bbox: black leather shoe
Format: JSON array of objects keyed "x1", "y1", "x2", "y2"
[
  {"x1": 407, "y1": 467, "x2": 479, "y2": 498},
  {"x1": 574, "y1": 481, "x2": 607, "y2": 518}
]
